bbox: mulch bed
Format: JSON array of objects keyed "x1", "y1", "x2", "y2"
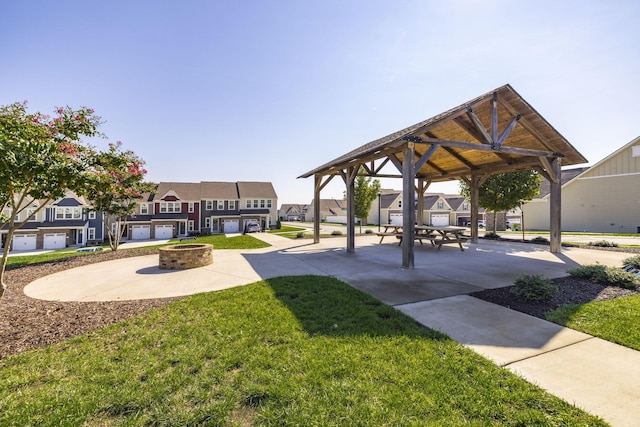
[
  {"x1": 1, "y1": 244, "x2": 638, "y2": 360},
  {"x1": 0, "y1": 249, "x2": 182, "y2": 359}
]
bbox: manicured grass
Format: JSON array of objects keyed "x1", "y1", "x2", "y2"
[
  {"x1": 0, "y1": 276, "x2": 604, "y2": 425},
  {"x1": 268, "y1": 225, "x2": 307, "y2": 238},
  {"x1": 4, "y1": 234, "x2": 270, "y2": 268},
  {"x1": 168, "y1": 233, "x2": 270, "y2": 250},
  {"x1": 4, "y1": 249, "x2": 104, "y2": 268},
  {"x1": 546, "y1": 294, "x2": 640, "y2": 351}
]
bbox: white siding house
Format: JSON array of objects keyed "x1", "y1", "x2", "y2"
[{"x1": 523, "y1": 136, "x2": 640, "y2": 233}]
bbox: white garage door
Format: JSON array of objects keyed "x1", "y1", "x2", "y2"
[
  {"x1": 44, "y1": 233, "x2": 67, "y2": 250},
  {"x1": 132, "y1": 225, "x2": 150, "y2": 240},
  {"x1": 155, "y1": 225, "x2": 174, "y2": 239},
  {"x1": 431, "y1": 214, "x2": 449, "y2": 226},
  {"x1": 223, "y1": 220, "x2": 239, "y2": 233},
  {"x1": 389, "y1": 214, "x2": 403, "y2": 226},
  {"x1": 13, "y1": 234, "x2": 37, "y2": 251}
]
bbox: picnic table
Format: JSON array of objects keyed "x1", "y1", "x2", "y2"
[
  {"x1": 415, "y1": 225, "x2": 468, "y2": 251},
  {"x1": 376, "y1": 224, "x2": 468, "y2": 251}
]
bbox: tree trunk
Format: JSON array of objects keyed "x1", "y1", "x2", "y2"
[{"x1": 0, "y1": 228, "x2": 16, "y2": 300}]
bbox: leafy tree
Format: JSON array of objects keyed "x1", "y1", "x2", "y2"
[
  {"x1": 83, "y1": 141, "x2": 155, "y2": 251},
  {"x1": 0, "y1": 102, "x2": 101, "y2": 297},
  {"x1": 459, "y1": 171, "x2": 541, "y2": 230},
  {"x1": 352, "y1": 169, "x2": 381, "y2": 232}
]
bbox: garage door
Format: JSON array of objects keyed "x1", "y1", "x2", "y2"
[
  {"x1": 132, "y1": 225, "x2": 150, "y2": 240},
  {"x1": 155, "y1": 225, "x2": 174, "y2": 239},
  {"x1": 431, "y1": 214, "x2": 449, "y2": 226},
  {"x1": 44, "y1": 233, "x2": 67, "y2": 250},
  {"x1": 223, "y1": 220, "x2": 239, "y2": 233},
  {"x1": 13, "y1": 234, "x2": 37, "y2": 251},
  {"x1": 389, "y1": 214, "x2": 403, "y2": 226}
]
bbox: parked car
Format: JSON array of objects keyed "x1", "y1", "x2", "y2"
[
  {"x1": 245, "y1": 223, "x2": 261, "y2": 233},
  {"x1": 464, "y1": 220, "x2": 485, "y2": 228}
]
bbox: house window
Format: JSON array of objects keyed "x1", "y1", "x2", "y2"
[
  {"x1": 140, "y1": 203, "x2": 148, "y2": 214},
  {"x1": 26, "y1": 208, "x2": 36, "y2": 221},
  {"x1": 229, "y1": 200, "x2": 236, "y2": 210},
  {"x1": 398, "y1": 200, "x2": 402, "y2": 208},
  {"x1": 253, "y1": 200, "x2": 259, "y2": 208},
  {"x1": 160, "y1": 202, "x2": 181, "y2": 213},
  {"x1": 56, "y1": 207, "x2": 82, "y2": 219},
  {"x1": 204, "y1": 217, "x2": 211, "y2": 228},
  {"x1": 206, "y1": 200, "x2": 213, "y2": 210},
  {"x1": 267, "y1": 200, "x2": 272, "y2": 208},
  {"x1": 437, "y1": 201, "x2": 444, "y2": 209},
  {"x1": 217, "y1": 200, "x2": 225, "y2": 210},
  {"x1": 188, "y1": 202, "x2": 194, "y2": 213},
  {"x1": 88, "y1": 211, "x2": 96, "y2": 219},
  {"x1": 188, "y1": 220, "x2": 194, "y2": 231},
  {"x1": 246, "y1": 200, "x2": 251, "y2": 208},
  {"x1": 260, "y1": 200, "x2": 265, "y2": 208},
  {"x1": 462, "y1": 202, "x2": 469, "y2": 211},
  {"x1": 88, "y1": 228, "x2": 96, "y2": 240}
]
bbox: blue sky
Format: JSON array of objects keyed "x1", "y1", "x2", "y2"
[{"x1": 2, "y1": 1, "x2": 639, "y2": 204}]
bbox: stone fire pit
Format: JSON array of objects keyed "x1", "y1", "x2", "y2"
[{"x1": 159, "y1": 244, "x2": 213, "y2": 270}]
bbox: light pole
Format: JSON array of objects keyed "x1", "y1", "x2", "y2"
[{"x1": 378, "y1": 191, "x2": 382, "y2": 231}]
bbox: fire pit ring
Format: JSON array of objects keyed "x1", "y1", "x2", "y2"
[{"x1": 159, "y1": 244, "x2": 213, "y2": 270}]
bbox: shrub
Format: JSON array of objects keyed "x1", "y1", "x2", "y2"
[
  {"x1": 588, "y1": 240, "x2": 618, "y2": 248},
  {"x1": 567, "y1": 265, "x2": 607, "y2": 280},
  {"x1": 568, "y1": 264, "x2": 637, "y2": 290},
  {"x1": 510, "y1": 274, "x2": 557, "y2": 303},
  {"x1": 296, "y1": 232, "x2": 305, "y2": 238},
  {"x1": 484, "y1": 231, "x2": 500, "y2": 239},
  {"x1": 602, "y1": 268, "x2": 638, "y2": 289},
  {"x1": 623, "y1": 255, "x2": 640, "y2": 270},
  {"x1": 364, "y1": 229, "x2": 373, "y2": 234},
  {"x1": 331, "y1": 230, "x2": 343, "y2": 236},
  {"x1": 530, "y1": 236, "x2": 549, "y2": 244}
]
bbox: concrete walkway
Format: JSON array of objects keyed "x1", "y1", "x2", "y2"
[{"x1": 24, "y1": 233, "x2": 640, "y2": 426}]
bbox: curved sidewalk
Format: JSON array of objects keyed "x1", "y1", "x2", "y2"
[{"x1": 23, "y1": 234, "x2": 640, "y2": 426}]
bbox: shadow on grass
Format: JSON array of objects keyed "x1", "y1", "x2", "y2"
[{"x1": 266, "y1": 275, "x2": 448, "y2": 340}]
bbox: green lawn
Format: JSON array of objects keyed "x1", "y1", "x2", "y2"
[
  {"x1": 546, "y1": 294, "x2": 640, "y2": 351},
  {"x1": 0, "y1": 276, "x2": 604, "y2": 426},
  {"x1": 3, "y1": 234, "x2": 270, "y2": 269}
]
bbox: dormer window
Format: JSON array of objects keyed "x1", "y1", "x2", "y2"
[{"x1": 437, "y1": 201, "x2": 444, "y2": 209}]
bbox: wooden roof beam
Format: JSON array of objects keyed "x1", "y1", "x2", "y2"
[
  {"x1": 538, "y1": 156, "x2": 559, "y2": 183},
  {"x1": 442, "y1": 146, "x2": 478, "y2": 170},
  {"x1": 404, "y1": 136, "x2": 564, "y2": 158}
]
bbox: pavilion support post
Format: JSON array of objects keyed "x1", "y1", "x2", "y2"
[
  {"x1": 549, "y1": 157, "x2": 562, "y2": 253},
  {"x1": 343, "y1": 166, "x2": 358, "y2": 253},
  {"x1": 402, "y1": 143, "x2": 416, "y2": 268},
  {"x1": 470, "y1": 175, "x2": 480, "y2": 243},
  {"x1": 313, "y1": 174, "x2": 322, "y2": 243},
  {"x1": 416, "y1": 178, "x2": 431, "y2": 225}
]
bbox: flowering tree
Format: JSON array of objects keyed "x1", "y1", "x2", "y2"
[
  {"x1": 0, "y1": 101, "x2": 101, "y2": 298},
  {"x1": 84, "y1": 141, "x2": 154, "y2": 252}
]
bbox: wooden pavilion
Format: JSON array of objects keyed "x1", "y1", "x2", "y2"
[{"x1": 299, "y1": 84, "x2": 588, "y2": 267}]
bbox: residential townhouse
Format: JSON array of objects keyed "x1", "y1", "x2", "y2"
[
  {"x1": 126, "y1": 181, "x2": 278, "y2": 240},
  {"x1": 1, "y1": 190, "x2": 105, "y2": 252},
  {"x1": 367, "y1": 190, "x2": 486, "y2": 226},
  {"x1": 2, "y1": 181, "x2": 278, "y2": 251},
  {"x1": 278, "y1": 204, "x2": 307, "y2": 221}
]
